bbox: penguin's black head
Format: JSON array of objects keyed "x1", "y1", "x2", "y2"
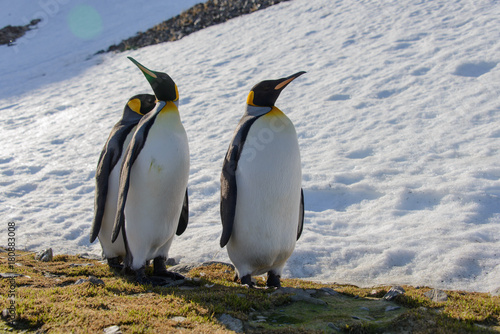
[
  {"x1": 128, "y1": 57, "x2": 179, "y2": 102},
  {"x1": 126, "y1": 94, "x2": 157, "y2": 116},
  {"x1": 247, "y1": 71, "x2": 306, "y2": 107}
]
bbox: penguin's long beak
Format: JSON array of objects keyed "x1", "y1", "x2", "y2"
[
  {"x1": 275, "y1": 71, "x2": 306, "y2": 91},
  {"x1": 128, "y1": 57, "x2": 157, "y2": 82},
  {"x1": 128, "y1": 57, "x2": 178, "y2": 102}
]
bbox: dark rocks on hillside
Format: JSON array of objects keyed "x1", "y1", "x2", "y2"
[
  {"x1": 105, "y1": 0, "x2": 290, "y2": 53},
  {"x1": 0, "y1": 19, "x2": 41, "y2": 46}
]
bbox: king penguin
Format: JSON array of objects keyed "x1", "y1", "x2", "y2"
[
  {"x1": 90, "y1": 93, "x2": 156, "y2": 269},
  {"x1": 220, "y1": 71, "x2": 306, "y2": 288},
  {"x1": 112, "y1": 57, "x2": 190, "y2": 284}
]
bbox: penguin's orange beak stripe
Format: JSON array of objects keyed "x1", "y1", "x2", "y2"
[
  {"x1": 274, "y1": 77, "x2": 296, "y2": 90},
  {"x1": 137, "y1": 63, "x2": 157, "y2": 79}
]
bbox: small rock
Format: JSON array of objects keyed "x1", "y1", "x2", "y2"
[
  {"x1": 383, "y1": 286, "x2": 405, "y2": 300},
  {"x1": 74, "y1": 279, "x2": 87, "y2": 285},
  {"x1": 351, "y1": 316, "x2": 360, "y2": 320},
  {"x1": 2, "y1": 308, "x2": 11, "y2": 319},
  {"x1": 74, "y1": 276, "x2": 105, "y2": 286},
  {"x1": 78, "y1": 253, "x2": 102, "y2": 260},
  {"x1": 44, "y1": 272, "x2": 60, "y2": 278},
  {"x1": 103, "y1": 325, "x2": 122, "y2": 334},
  {"x1": 320, "y1": 287, "x2": 340, "y2": 296},
  {"x1": 88, "y1": 276, "x2": 105, "y2": 286},
  {"x1": 0, "y1": 273, "x2": 23, "y2": 278},
  {"x1": 491, "y1": 287, "x2": 500, "y2": 296},
  {"x1": 359, "y1": 307, "x2": 370, "y2": 311},
  {"x1": 35, "y1": 248, "x2": 53, "y2": 262},
  {"x1": 170, "y1": 316, "x2": 186, "y2": 322},
  {"x1": 385, "y1": 305, "x2": 401, "y2": 312},
  {"x1": 369, "y1": 289, "x2": 386, "y2": 297},
  {"x1": 218, "y1": 313, "x2": 243, "y2": 333},
  {"x1": 165, "y1": 258, "x2": 177, "y2": 266},
  {"x1": 167, "y1": 263, "x2": 200, "y2": 274},
  {"x1": 424, "y1": 289, "x2": 448, "y2": 302}
]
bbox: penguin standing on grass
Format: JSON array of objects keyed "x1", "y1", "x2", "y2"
[
  {"x1": 90, "y1": 94, "x2": 156, "y2": 269},
  {"x1": 220, "y1": 71, "x2": 306, "y2": 288},
  {"x1": 112, "y1": 57, "x2": 189, "y2": 284}
]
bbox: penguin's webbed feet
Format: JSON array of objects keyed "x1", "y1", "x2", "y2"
[
  {"x1": 133, "y1": 266, "x2": 153, "y2": 285},
  {"x1": 266, "y1": 271, "x2": 281, "y2": 289},
  {"x1": 107, "y1": 257, "x2": 124, "y2": 270},
  {"x1": 240, "y1": 274, "x2": 255, "y2": 288},
  {"x1": 152, "y1": 256, "x2": 184, "y2": 280},
  {"x1": 132, "y1": 266, "x2": 172, "y2": 286}
]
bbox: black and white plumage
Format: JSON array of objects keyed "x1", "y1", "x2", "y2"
[
  {"x1": 220, "y1": 71, "x2": 306, "y2": 288},
  {"x1": 111, "y1": 57, "x2": 189, "y2": 283},
  {"x1": 90, "y1": 94, "x2": 156, "y2": 269}
]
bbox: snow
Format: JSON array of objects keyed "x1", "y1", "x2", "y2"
[{"x1": 1, "y1": 0, "x2": 499, "y2": 293}]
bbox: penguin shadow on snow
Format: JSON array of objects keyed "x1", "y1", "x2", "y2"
[{"x1": 304, "y1": 185, "x2": 382, "y2": 213}]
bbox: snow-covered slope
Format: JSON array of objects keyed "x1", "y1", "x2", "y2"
[{"x1": 1, "y1": 0, "x2": 499, "y2": 292}]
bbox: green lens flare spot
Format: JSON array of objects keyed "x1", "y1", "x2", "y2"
[{"x1": 67, "y1": 5, "x2": 102, "y2": 40}]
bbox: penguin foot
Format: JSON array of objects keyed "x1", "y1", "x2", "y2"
[
  {"x1": 267, "y1": 271, "x2": 281, "y2": 288},
  {"x1": 240, "y1": 274, "x2": 255, "y2": 288},
  {"x1": 133, "y1": 266, "x2": 153, "y2": 285},
  {"x1": 107, "y1": 257, "x2": 123, "y2": 270},
  {"x1": 153, "y1": 256, "x2": 184, "y2": 280},
  {"x1": 131, "y1": 266, "x2": 168, "y2": 286}
]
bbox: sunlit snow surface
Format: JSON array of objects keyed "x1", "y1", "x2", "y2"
[{"x1": 1, "y1": 0, "x2": 499, "y2": 292}]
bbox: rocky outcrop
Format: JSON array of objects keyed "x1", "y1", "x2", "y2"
[{"x1": 104, "y1": 0, "x2": 290, "y2": 53}]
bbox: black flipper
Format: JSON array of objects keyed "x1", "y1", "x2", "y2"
[
  {"x1": 297, "y1": 188, "x2": 304, "y2": 240},
  {"x1": 176, "y1": 188, "x2": 189, "y2": 236},
  {"x1": 220, "y1": 114, "x2": 262, "y2": 247},
  {"x1": 111, "y1": 101, "x2": 165, "y2": 243},
  {"x1": 90, "y1": 122, "x2": 137, "y2": 243}
]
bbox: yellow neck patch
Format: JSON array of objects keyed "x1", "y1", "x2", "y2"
[
  {"x1": 127, "y1": 98, "x2": 143, "y2": 115},
  {"x1": 267, "y1": 106, "x2": 284, "y2": 117},
  {"x1": 160, "y1": 100, "x2": 178, "y2": 113}
]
